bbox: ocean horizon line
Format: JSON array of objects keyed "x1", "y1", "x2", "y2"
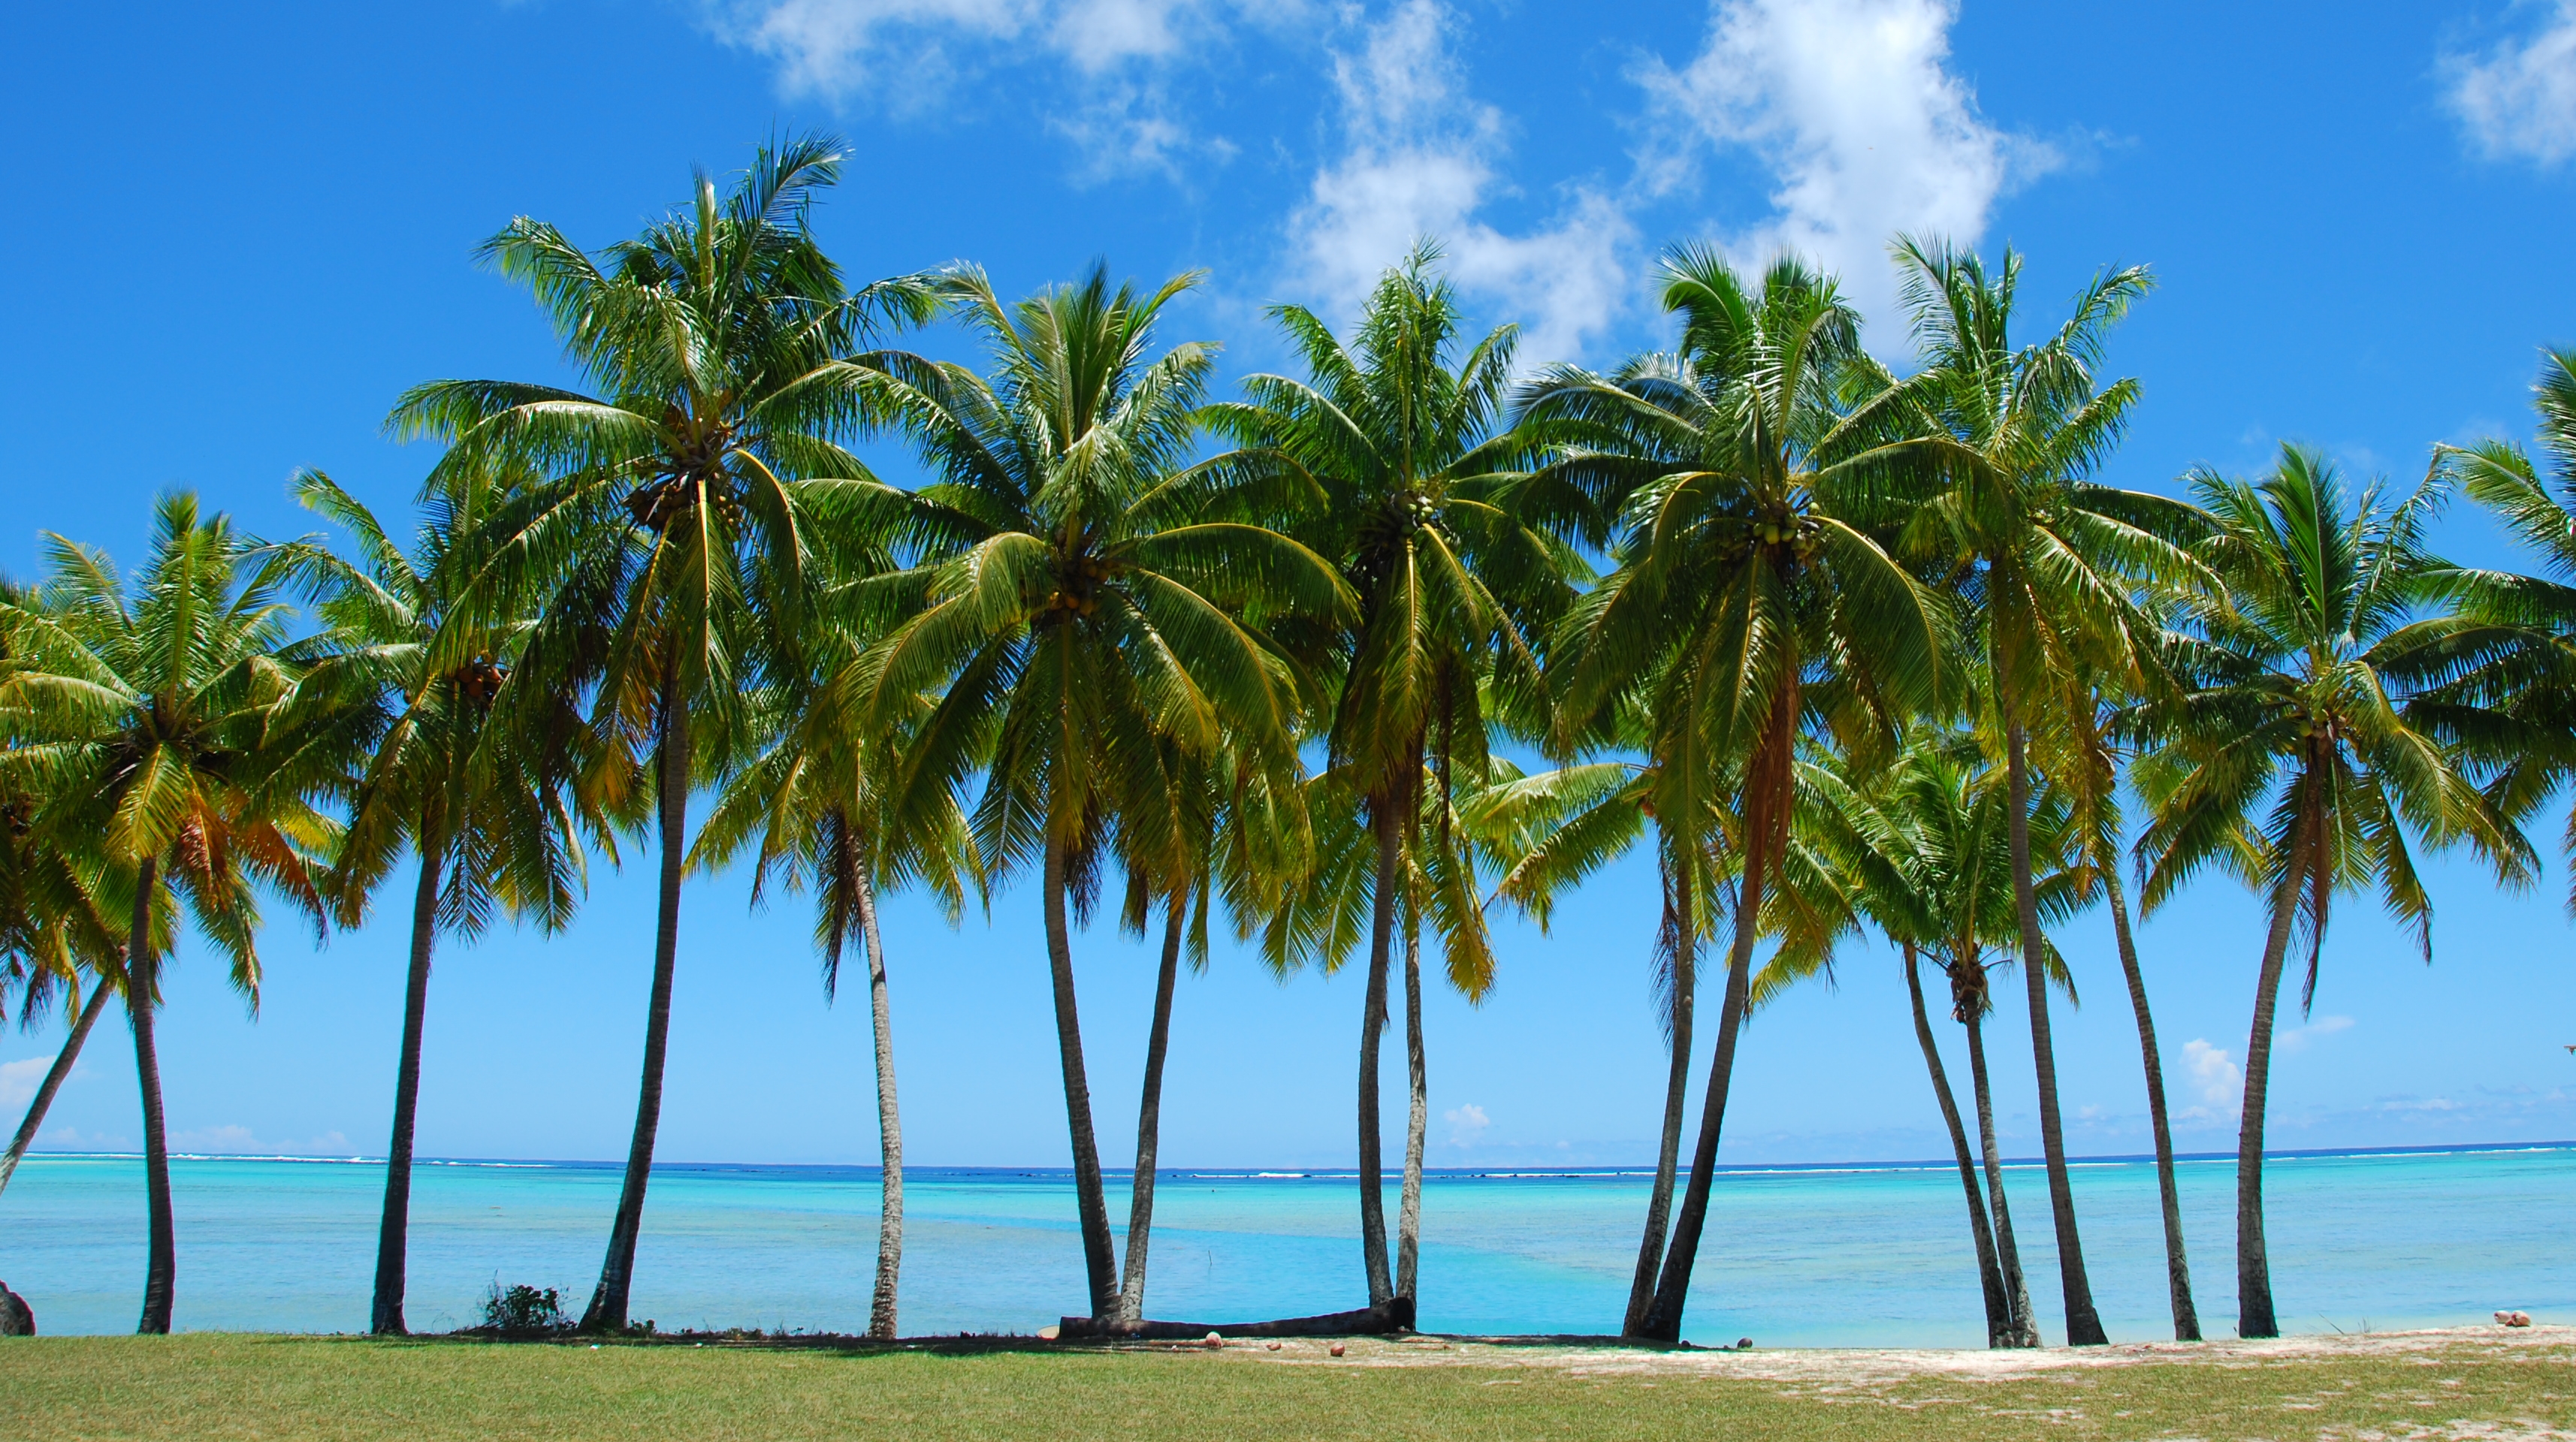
[{"x1": 20, "y1": 1138, "x2": 2571, "y2": 1175}]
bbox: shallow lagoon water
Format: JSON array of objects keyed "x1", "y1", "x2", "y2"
[{"x1": 2, "y1": 1145, "x2": 2566, "y2": 1345}]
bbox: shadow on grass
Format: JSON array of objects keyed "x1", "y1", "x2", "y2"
[{"x1": 385, "y1": 1328, "x2": 1713, "y2": 1361}]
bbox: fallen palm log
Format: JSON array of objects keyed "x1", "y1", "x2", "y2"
[{"x1": 1044, "y1": 1296, "x2": 1414, "y2": 1341}]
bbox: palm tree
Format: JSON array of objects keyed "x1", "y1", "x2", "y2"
[
  {"x1": 0, "y1": 495, "x2": 340, "y2": 1332},
  {"x1": 853, "y1": 263, "x2": 1342, "y2": 1320},
  {"x1": 1203, "y1": 245, "x2": 1566, "y2": 1313},
  {"x1": 1258, "y1": 747, "x2": 1507, "y2": 1314},
  {"x1": 1522, "y1": 249, "x2": 1949, "y2": 1341},
  {"x1": 1771, "y1": 735, "x2": 2099, "y2": 1347},
  {"x1": 2049, "y1": 672, "x2": 2201, "y2": 1341},
  {"x1": 291, "y1": 469, "x2": 586, "y2": 1335},
  {"x1": 694, "y1": 581, "x2": 977, "y2": 1341},
  {"x1": 1880, "y1": 237, "x2": 2203, "y2": 1347},
  {"x1": 0, "y1": 971, "x2": 116, "y2": 1199},
  {"x1": 2417, "y1": 348, "x2": 2576, "y2": 904},
  {"x1": 1105, "y1": 741, "x2": 1309, "y2": 1325},
  {"x1": 2131, "y1": 445, "x2": 2531, "y2": 1338},
  {"x1": 386, "y1": 134, "x2": 935, "y2": 1332},
  {"x1": 0, "y1": 613, "x2": 133, "y2": 1201},
  {"x1": 0, "y1": 881, "x2": 131, "y2": 1201},
  {"x1": 1467, "y1": 719, "x2": 1722, "y2": 1338}
]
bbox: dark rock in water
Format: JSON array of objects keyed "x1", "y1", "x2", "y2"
[
  {"x1": 1735, "y1": 1337, "x2": 1753, "y2": 1350},
  {"x1": 0, "y1": 1281, "x2": 32, "y2": 1336}
]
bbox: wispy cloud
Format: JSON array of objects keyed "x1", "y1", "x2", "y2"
[
  {"x1": 2445, "y1": 1, "x2": 2576, "y2": 164},
  {"x1": 1288, "y1": 0, "x2": 1632, "y2": 364},
  {"x1": 168, "y1": 1124, "x2": 355, "y2": 1157},
  {"x1": 707, "y1": 0, "x2": 1282, "y2": 175},
  {"x1": 1636, "y1": 0, "x2": 2052, "y2": 333},
  {"x1": 714, "y1": 0, "x2": 1035, "y2": 98},
  {"x1": 0, "y1": 1057, "x2": 50, "y2": 1111},
  {"x1": 2278, "y1": 1014, "x2": 2355, "y2": 1054}
]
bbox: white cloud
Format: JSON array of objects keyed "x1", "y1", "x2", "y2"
[
  {"x1": 1051, "y1": 0, "x2": 1196, "y2": 71},
  {"x1": 2446, "y1": 2, "x2": 2576, "y2": 164},
  {"x1": 2278, "y1": 1014, "x2": 2355, "y2": 1054},
  {"x1": 1442, "y1": 1102, "x2": 1490, "y2": 1146},
  {"x1": 1288, "y1": 0, "x2": 1632, "y2": 364},
  {"x1": 0, "y1": 1057, "x2": 48, "y2": 1111},
  {"x1": 1637, "y1": 0, "x2": 2052, "y2": 333},
  {"x1": 2176, "y1": 1038, "x2": 2242, "y2": 1124}
]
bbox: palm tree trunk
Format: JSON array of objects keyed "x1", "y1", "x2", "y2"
[
  {"x1": 1115, "y1": 894, "x2": 1186, "y2": 1326},
  {"x1": 0, "y1": 976, "x2": 114, "y2": 1199},
  {"x1": 1043, "y1": 836, "x2": 1120, "y2": 1319},
  {"x1": 2237, "y1": 787, "x2": 2315, "y2": 1341},
  {"x1": 2004, "y1": 719, "x2": 2106, "y2": 1345},
  {"x1": 127, "y1": 854, "x2": 174, "y2": 1335},
  {"x1": 2104, "y1": 863, "x2": 2199, "y2": 1341},
  {"x1": 1639, "y1": 689, "x2": 1792, "y2": 1344},
  {"x1": 1906, "y1": 945, "x2": 2011, "y2": 1347},
  {"x1": 581, "y1": 694, "x2": 690, "y2": 1333},
  {"x1": 1961, "y1": 968, "x2": 2037, "y2": 1347},
  {"x1": 1355, "y1": 803, "x2": 1398, "y2": 1308},
  {"x1": 370, "y1": 834, "x2": 442, "y2": 1335},
  {"x1": 1395, "y1": 894, "x2": 1427, "y2": 1315},
  {"x1": 852, "y1": 868, "x2": 904, "y2": 1341},
  {"x1": 1622, "y1": 864, "x2": 1693, "y2": 1339}
]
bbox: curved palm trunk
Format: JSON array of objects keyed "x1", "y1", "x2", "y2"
[
  {"x1": 1622, "y1": 867, "x2": 1693, "y2": 1339},
  {"x1": 2103, "y1": 864, "x2": 2199, "y2": 1341},
  {"x1": 581, "y1": 697, "x2": 690, "y2": 1333},
  {"x1": 2236, "y1": 790, "x2": 2315, "y2": 1340},
  {"x1": 1355, "y1": 804, "x2": 1399, "y2": 1309},
  {"x1": 1905, "y1": 945, "x2": 2011, "y2": 1347},
  {"x1": 1115, "y1": 895, "x2": 1186, "y2": 1326},
  {"x1": 1639, "y1": 686, "x2": 1792, "y2": 1344},
  {"x1": 852, "y1": 870, "x2": 904, "y2": 1341},
  {"x1": 2004, "y1": 721, "x2": 2106, "y2": 1346},
  {"x1": 1395, "y1": 897, "x2": 1426, "y2": 1312},
  {"x1": 127, "y1": 855, "x2": 174, "y2": 1335},
  {"x1": 0, "y1": 977, "x2": 114, "y2": 1199},
  {"x1": 1043, "y1": 837, "x2": 1120, "y2": 1319},
  {"x1": 1961, "y1": 973, "x2": 2038, "y2": 1347},
  {"x1": 370, "y1": 837, "x2": 442, "y2": 1335}
]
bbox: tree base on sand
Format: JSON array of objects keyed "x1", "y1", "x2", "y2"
[{"x1": 1046, "y1": 1298, "x2": 1415, "y2": 1341}]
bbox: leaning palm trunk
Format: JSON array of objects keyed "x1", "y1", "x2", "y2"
[
  {"x1": 2003, "y1": 721, "x2": 2106, "y2": 1346},
  {"x1": 1904, "y1": 946, "x2": 2013, "y2": 1347},
  {"x1": 1640, "y1": 686, "x2": 1795, "y2": 1342},
  {"x1": 1115, "y1": 897, "x2": 1187, "y2": 1325},
  {"x1": 1043, "y1": 837, "x2": 1120, "y2": 1319},
  {"x1": 1622, "y1": 873, "x2": 1694, "y2": 1338},
  {"x1": 1354, "y1": 804, "x2": 1399, "y2": 1308},
  {"x1": 2103, "y1": 864, "x2": 2199, "y2": 1341},
  {"x1": 127, "y1": 855, "x2": 175, "y2": 1335},
  {"x1": 2236, "y1": 792, "x2": 2316, "y2": 1340},
  {"x1": 1395, "y1": 900, "x2": 1427, "y2": 1310},
  {"x1": 852, "y1": 868, "x2": 904, "y2": 1341},
  {"x1": 370, "y1": 836, "x2": 443, "y2": 1334},
  {"x1": 581, "y1": 698, "x2": 690, "y2": 1332},
  {"x1": 0, "y1": 976, "x2": 115, "y2": 1199},
  {"x1": 1960, "y1": 970, "x2": 2038, "y2": 1347}
]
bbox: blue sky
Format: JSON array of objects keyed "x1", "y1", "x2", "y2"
[{"x1": 4, "y1": 0, "x2": 2576, "y2": 1172}]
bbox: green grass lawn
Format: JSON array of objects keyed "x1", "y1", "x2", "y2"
[{"x1": 2, "y1": 1332, "x2": 2570, "y2": 1440}]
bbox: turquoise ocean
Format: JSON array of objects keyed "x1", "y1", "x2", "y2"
[{"x1": 2, "y1": 1145, "x2": 2567, "y2": 1346}]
